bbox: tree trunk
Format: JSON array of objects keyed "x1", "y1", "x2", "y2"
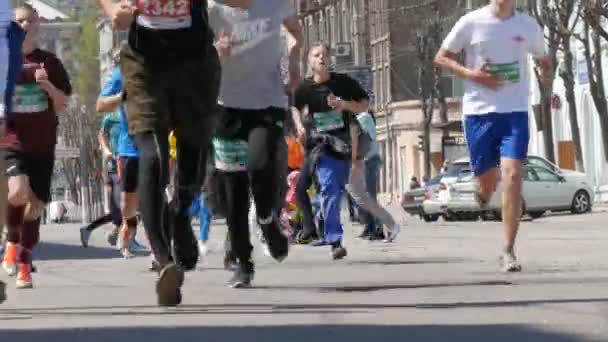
[
  {"x1": 538, "y1": 82, "x2": 556, "y2": 163},
  {"x1": 583, "y1": 22, "x2": 608, "y2": 160},
  {"x1": 560, "y1": 44, "x2": 585, "y2": 171}
]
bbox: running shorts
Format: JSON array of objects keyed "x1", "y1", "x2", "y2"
[
  {"x1": 464, "y1": 111, "x2": 529, "y2": 176},
  {"x1": 5, "y1": 150, "x2": 54, "y2": 203}
]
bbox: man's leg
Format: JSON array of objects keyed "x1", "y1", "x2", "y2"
[
  {"x1": 218, "y1": 170, "x2": 254, "y2": 287},
  {"x1": 246, "y1": 110, "x2": 288, "y2": 262},
  {"x1": 498, "y1": 112, "x2": 530, "y2": 271},
  {"x1": 295, "y1": 155, "x2": 317, "y2": 242},
  {"x1": 346, "y1": 161, "x2": 399, "y2": 242},
  {"x1": 118, "y1": 157, "x2": 141, "y2": 257},
  {"x1": 315, "y1": 155, "x2": 350, "y2": 259}
]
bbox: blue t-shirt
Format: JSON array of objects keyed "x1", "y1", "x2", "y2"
[{"x1": 100, "y1": 67, "x2": 138, "y2": 158}]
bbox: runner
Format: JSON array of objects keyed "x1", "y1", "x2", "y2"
[
  {"x1": 79, "y1": 111, "x2": 122, "y2": 247},
  {"x1": 207, "y1": 0, "x2": 302, "y2": 287},
  {"x1": 292, "y1": 42, "x2": 369, "y2": 259},
  {"x1": 0, "y1": 0, "x2": 24, "y2": 303},
  {"x1": 81, "y1": 48, "x2": 147, "y2": 257},
  {"x1": 434, "y1": 0, "x2": 551, "y2": 271},
  {"x1": 2, "y1": 4, "x2": 71, "y2": 288},
  {"x1": 97, "y1": 0, "x2": 234, "y2": 306},
  {"x1": 346, "y1": 110, "x2": 401, "y2": 242}
]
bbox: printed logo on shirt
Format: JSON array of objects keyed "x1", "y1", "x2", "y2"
[
  {"x1": 487, "y1": 62, "x2": 520, "y2": 83},
  {"x1": 313, "y1": 111, "x2": 345, "y2": 133},
  {"x1": 227, "y1": 18, "x2": 276, "y2": 56},
  {"x1": 213, "y1": 137, "x2": 248, "y2": 172},
  {"x1": 12, "y1": 84, "x2": 48, "y2": 113},
  {"x1": 136, "y1": 0, "x2": 192, "y2": 30}
]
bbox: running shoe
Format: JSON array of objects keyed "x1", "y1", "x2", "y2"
[
  {"x1": 228, "y1": 261, "x2": 254, "y2": 289},
  {"x1": 384, "y1": 223, "x2": 402, "y2": 243},
  {"x1": 106, "y1": 230, "x2": 118, "y2": 247},
  {"x1": 79, "y1": 227, "x2": 91, "y2": 248},
  {"x1": 500, "y1": 252, "x2": 522, "y2": 272},
  {"x1": 16, "y1": 264, "x2": 33, "y2": 289},
  {"x1": 331, "y1": 241, "x2": 347, "y2": 260},
  {"x1": 156, "y1": 262, "x2": 184, "y2": 307},
  {"x1": 2, "y1": 243, "x2": 18, "y2": 276},
  {"x1": 0, "y1": 280, "x2": 6, "y2": 303}
]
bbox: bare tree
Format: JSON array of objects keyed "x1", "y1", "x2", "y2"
[
  {"x1": 529, "y1": 0, "x2": 559, "y2": 164},
  {"x1": 533, "y1": 0, "x2": 585, "y2": 171},
  {"x1": 579, "y1": 0, "x2": 608, "y2": 161}
]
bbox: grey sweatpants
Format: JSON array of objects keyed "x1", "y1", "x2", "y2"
[{"x1": 345, "y1": 167, "x2": 396, "y2": 230}]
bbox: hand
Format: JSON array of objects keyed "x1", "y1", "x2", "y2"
[
  {"x1": 103, "y1": 149, "x2": 113, "y2": 161},
  {"x1": 327, "y1": 93, "x2": 346, "y2": 111},
  {"x1": 468, "y1": 63, "x2": 503, "y2": 90},
  {"x1": 34, "y1": 64, "x2": 48, "y2": 83},
  {"x1": 215, "y1": 32, "x2": 232, "y2": 59},
  {"x1": 111, "y1": 0, "x2": 136, "y2": 31}
]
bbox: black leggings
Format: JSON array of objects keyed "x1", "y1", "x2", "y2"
[
  {"x1": 295, "y1": 154, "x2": 317, "y2": 237},
  {"x1": 216, "y1": 107, "x2": 285, "y2": 264},
  {"x1": 135, "y1": 130, "x2": 210, "y2": 264}
]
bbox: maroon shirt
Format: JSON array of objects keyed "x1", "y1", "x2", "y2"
[{"x1": 5, "y1": 49, "x2": 72, "y2": 157}]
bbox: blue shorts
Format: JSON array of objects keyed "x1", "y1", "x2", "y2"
[{"x1": 464, "y1": 112, "x2": 529, "y2": 176}]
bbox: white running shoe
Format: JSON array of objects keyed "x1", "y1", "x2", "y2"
[
  {"x1": 384, "y1": 223, "x2": 402, "y2": 243},
  {"x1": 500, "y1": 252, "x2": 522, "y2": 272},
  {"x1": 198, "y1": 241, "x2": 209, "y2": 257}
]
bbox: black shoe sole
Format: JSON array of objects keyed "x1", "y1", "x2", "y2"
[
  {"x1": 332, "y1": 247, "x2": 348, "y2": 260},
  {"x1": 0, "y1": 281, "x2": 6, "y2": 304},
  {"x1": 156, "y1": 263, "x2": 184, "y2": 307}
]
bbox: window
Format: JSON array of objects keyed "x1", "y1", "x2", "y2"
[
  {"x1": 527, "y1": 156, "x2": 559, "y2": 173},
  {"x1": 532, "y1": 167, "x2": 561, "y2": 182}
]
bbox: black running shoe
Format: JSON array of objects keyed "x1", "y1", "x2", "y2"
[
  {"x1": 156, "y1": 263, "x2": 184, "y2": 307},
  {"x1": 260, "y1": 219, "x2": 289, "y2": 262},
  {"x1": 331, "y1": 241, "x2": 348, "y2": 260},
  {"x1": 228, "y1": 261, "x2": 254, "y2": 289}
]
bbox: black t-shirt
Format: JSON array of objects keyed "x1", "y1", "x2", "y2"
[
  {"x1": 294, "y1": 72, "x2": 368, "y2": 152},
  {"x1": 129, "y1": 0, "x2": 214, "y2": 62}
]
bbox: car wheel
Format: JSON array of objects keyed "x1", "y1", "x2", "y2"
[
  {"x1": 423, "y1": 214, "x2": 439, "y2": 222},
  {"x1": 528, "y1": 211, "x2": 545, "y2": 219},
  {"x1": 571, "y1": 190, "x2": 591, "y2": 214}
]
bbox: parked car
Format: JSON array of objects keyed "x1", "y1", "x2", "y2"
[{"x1": 444, "y1": 165, "x2": 594, "y2": 218}]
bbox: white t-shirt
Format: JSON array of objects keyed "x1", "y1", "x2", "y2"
[{"x1": 441, "y1": 6, "x2": 546, "y2": 115}]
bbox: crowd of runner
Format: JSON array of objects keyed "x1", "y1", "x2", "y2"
[{"x1": 0, "y1": 0, "x2": 549, "y2": 306}]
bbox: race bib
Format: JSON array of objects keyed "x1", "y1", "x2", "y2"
[
  {"x1": 487, "y1": 62, "x2": 520, "y2": 83},
  {"x1": 313, "y1": 111, "x2": 344, "y2": 133},
  {"x1": 12, "y1": 84, "x2": 48, "y2": 113},
  {"x1": 213, "y1": 137, "x2": 248, "y2": 172},
  {"x1": 136, "y1": 0, "x2": 191, "y2": 30}
]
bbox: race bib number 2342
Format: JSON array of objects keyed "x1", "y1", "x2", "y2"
[{"x1": 136, "y1": 0, "x2": 192, "y2": 30}]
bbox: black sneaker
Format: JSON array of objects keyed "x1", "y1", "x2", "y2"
[
  {"x1": 331, "y1": 241, "x2": 348, "y2": 260},
  {"x1": 172, "y1": 213, "x2": 199, "y2": 271},
  {"x1": 228, "y1": 261, "x2": 254, "y2": 289},
  {"x1": 0, "y1": 280, "x2": 6, "y2": 304},
  {"x1": 156, "y1": 263, "x2": 184, "y2": 307},
  {"x1": 260, "y1": 219, "x2": 289, "y2": 262}
]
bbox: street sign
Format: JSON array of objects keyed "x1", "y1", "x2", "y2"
[
  {"x1": 55, "y1": 146, "x2": 80, "y2": 159},
  {"x1": 442, "y1": 135, "x2": 468, "y2": 162}
]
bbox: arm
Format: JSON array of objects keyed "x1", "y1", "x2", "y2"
[
  {"x1": 96, "y1": 93, "x2": 122, "y2": 113},
  {"x1": 38, "y1": 80, "x2": 68, "y2": 113},
  {"x1": 342, "y1": 98, "x2": 369, "y2": 114},
  {"x1": 433, "y1": 49, "x2": 474, "y2": 80},
  {"x1": 283, "y1": 15, "x2": 303, "y2": 94},
  {"x1": 98, "y1": 130, "x2": 112, "y2": 158},
  {"x1": 98, "y1": 0, "x2": 115, "y2": 17}
]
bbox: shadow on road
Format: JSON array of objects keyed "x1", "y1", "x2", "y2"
[
  {"x1": 0, "y1": 324, "x2": 590, "y2": 342},
  {"x1": 34, "y1": 242, "x2": 122, "y2": 261},
  {"x1": 2, "y1": 297, "x2": 608, "y2": 317}
]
